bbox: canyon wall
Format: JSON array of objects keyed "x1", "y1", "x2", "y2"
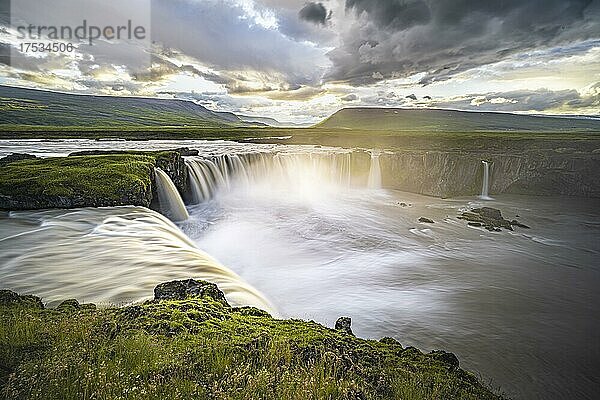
[{"x1": 378, "y1": 150, "x2": 600, "y2": 198}]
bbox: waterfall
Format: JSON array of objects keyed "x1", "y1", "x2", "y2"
[
  {"x1": 368, "y1": 151, "x2": 382, "y2": 189},
  {"x1": 0, "y1": 206, "x2": 275, "y2": 312},
  {"x1": 185, "y1": 151, "x2": 354, "y2": 204},
  {"x1": 154, "y1": 168, "x2": 189, "y2": 221},
  {"x1": 480, "y1": 160, "x2": 492, "y2": 200}
]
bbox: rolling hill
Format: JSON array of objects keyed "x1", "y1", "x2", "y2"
[
  {"x1": 0, "y1": 86, "x2": 260, "y2": 128},
  {"x1": 317, "y1": 107, "x2": 600, "y2": 133}
]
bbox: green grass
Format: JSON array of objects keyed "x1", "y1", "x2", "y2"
[
  {"x1": 0, "y1": 86, "x2": 251, "y2": 128},
  {"x1": 0, "y1": 292, "x2": 503, "y2": 400},
  {"x1": 0, "y1": 150, "x2": 189, "y2": 210},
  {"x1": 0, "y1": 154, "x2": 156, "y2": 206}
]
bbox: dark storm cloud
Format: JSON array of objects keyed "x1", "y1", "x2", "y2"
[
  {"x1": 345, "y1": 0, "x2": 430, "y2": 29},
  {"x1": 299, "y1": 2, "x2": 330, "y2": 25},
  {"x1": 329, "y1": 0, "x2": 600, "y2": 85},
  {"x1": 150, "y1": 0, "x2": 327, "y2": 88}
]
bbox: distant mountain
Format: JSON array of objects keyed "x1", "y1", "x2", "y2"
[
  {"x1": 0, "y1": 86, "x2": 262, "y2": 128},
  {"x1": 317, "y1": 107, "x2": 600, "y2": 132},
  {"x1": 238, "y1": 115, "x2": 310, "y2": 128}
]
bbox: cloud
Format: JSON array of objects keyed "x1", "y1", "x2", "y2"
[
  {"x1": 341, "y1": 93, "x2": 358, "y2": 101},
  {"x1": 299, "y1": 2, "x2": 330, "y2": 25},
  {"x1": 345, "y1": 0, "x2": 430, "y2": 30},
  {"x1": 151, "y1": 0, "x2": 329, "y2": 87},
  {"x1": 431, "y1": 87, "x2": 600, "y2": 114},
  {"x1": 328, "y1": 0, "x2": 600, "y2": 85}
]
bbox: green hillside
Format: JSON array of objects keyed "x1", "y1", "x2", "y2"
[
  {"x1": 317, "y1": 107, "x2": 600, "y2": 133},
  {"x1": 0, "y1": 86, "x2": 257, "y2": 128}
]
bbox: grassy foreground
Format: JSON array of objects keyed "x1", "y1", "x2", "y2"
[{"x1": 0, "y1": 285, "x2": 502, "y2": 400}]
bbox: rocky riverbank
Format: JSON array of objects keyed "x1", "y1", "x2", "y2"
[{"x1": 0, "y1": 279, "x2": 502, "y2": 399}]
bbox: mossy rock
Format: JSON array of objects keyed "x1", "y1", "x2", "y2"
[{"x1": 0, "y1": 289, "x2": 44, "y2": 309}]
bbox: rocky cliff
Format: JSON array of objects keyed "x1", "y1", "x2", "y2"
[
  {"x1": 378, "y1": 149, "x2": 600, "y2": 198},
  {"x1": 0, "y1": 149, "x2": 193, "y2": 211}
]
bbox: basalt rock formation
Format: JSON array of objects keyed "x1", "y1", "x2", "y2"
[
  {"x1": 0, "y1": 150, "x2": 190, "y2": 212},
  {"x1": 458, "y1": 207, "x2": 530, "y2": 231},
  {"x1": 154, "y1": 279, "x2": 229, "y2": 306}
]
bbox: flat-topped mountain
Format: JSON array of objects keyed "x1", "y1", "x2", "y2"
[
  {"x1": 0, "y1": 86, "x2": 261, "y2": 128},
  {"x1": 317, "y1": 107, "x2": 600, "y2": 132}
]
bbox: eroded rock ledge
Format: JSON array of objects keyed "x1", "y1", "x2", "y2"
[{"x1": 0, "y1": 149, "x2": 191, "y2": 211}]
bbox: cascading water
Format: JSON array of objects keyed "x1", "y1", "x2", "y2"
[
  {"x1": 480, "y1": 160, "x2": 492, "y2": 200},
  {"x1": 154, "y1": 168, "x2": 189, "y2": 221},
  {"x1": 185, "y1": 151, "x2": 354, "y2": 204},
  {"x1": 0, "y1": 207, "x2": 275, "y2": 312},
  {"x1": 368, "y1": 151, "x2": 382, "y2": 189}
]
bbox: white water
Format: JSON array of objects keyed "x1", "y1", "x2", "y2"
[
  {"x1": 184, "y1": 177, "x2": 599, "y2": 400},
  {"x1": 0, "y1": 207, "x2": 274, "y2": 312},
  {"x1": 154, "y1": 168, "x2": 189, "y2": 221},
  {"x1": 367, "y1": 151, "x2": 382, "y2": 189},
  {"x1": 480, "y1": 160, "x2": 493, "y2": 200},
  {"x1": 185, "y1": 151, "x2": 354, "y2": 203}
]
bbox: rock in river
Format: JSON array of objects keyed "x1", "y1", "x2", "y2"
[{"x1": 458, "y1": 206, "x2": 530, "y2": 231}]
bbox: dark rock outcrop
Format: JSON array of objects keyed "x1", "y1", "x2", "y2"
[
  {"x1": 510, "y1": 219, "x2": 531, "y2": 229},
  {"x1": 0, "y1": 289, "x2": 44, "y2": 309},
  {"x1": 0, "y1": 150, "x2": 190, "y2": 213},
  {"x1": 335, "y1": 316, "x2": 354, "y2": 335},
  {"x1": 55, "y1": 298, "x2": 96, "y2": 312},
  {"x1": 0, "y1": 153, "x2": 37, "y2": 166},
  {"x1": 153, "y1": 151, "x2": 188, "y2": 198},
  {"x1": 459, "y1": 207, "x2": 529, "y2": 231},
  {"x1": 429, "y1": 350, "x2": 460, "y2": 369},
  {"x1": 418, "y1": 217, "x2": 434, "y2": 223},
  {"x1": 175, "y1": 147, "x2": 200, "y2": 157},
  {"x1": 154, "y1": 279, "x2": 229, "y2": 306},
  {"x1": 379, "y1": 336, "x2": 403, "y2": 348},
  {"x1": 56, "y1": 299, "x2": 81, "y2": 311}
]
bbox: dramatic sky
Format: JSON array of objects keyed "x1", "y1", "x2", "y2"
[{"x1": 1, "y1": 0, "x2": 599, "y2": 123}]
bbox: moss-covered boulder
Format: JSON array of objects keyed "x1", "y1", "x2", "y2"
[
  {"x1": 153, "y1": 278, "x2": 229, "y2": 306},
  {"x1": 0, "y1": 153, "x2": 37, "y2": 166},
  {"x1": 0, "y1": 289, "x2": 44, "y2": 309}
]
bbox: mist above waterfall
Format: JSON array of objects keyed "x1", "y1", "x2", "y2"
[{"x1": 185, "y1": 151, "x2": 359, "y2": 205}]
